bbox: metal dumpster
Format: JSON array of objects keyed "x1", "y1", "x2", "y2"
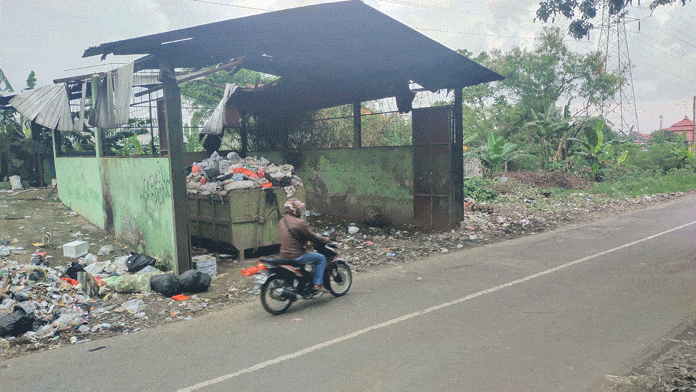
[{"x1": 187, "y1": 187, "x2": 305, "y2": 260}]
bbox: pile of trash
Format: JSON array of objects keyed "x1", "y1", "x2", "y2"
[
  {"x1": 0, "y1": 248, "x2": 213, "y2": 344},
  {"x1": 186, "y1": 152, "x2": 303, "y2": 196}
]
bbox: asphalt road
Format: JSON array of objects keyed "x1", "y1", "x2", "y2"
[{"x1": 4, "y1": 195, "x2": 696, "y2": 392}]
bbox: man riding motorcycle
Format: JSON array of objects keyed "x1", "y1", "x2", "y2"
[{"x1": 279, "y1": 198, "x2": 330, "y2": 293}]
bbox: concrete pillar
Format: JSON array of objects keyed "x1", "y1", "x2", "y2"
[{"x1": 160, "y1": 60, "x2": 191, "y2": 274}]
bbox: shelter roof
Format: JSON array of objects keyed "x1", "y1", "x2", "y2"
[
  {"x1": 664, "y1": 117, "x2": 694, "y2": 132},
  {"x1": 82, "y1": 0, "x2": 503, "y2": 112}
]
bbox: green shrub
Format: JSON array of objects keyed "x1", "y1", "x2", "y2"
[{"x1": 463, "y1": 177, "x2": 499, "y2": 202}]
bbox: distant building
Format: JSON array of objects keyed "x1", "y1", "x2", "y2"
[
  {"x1": 664, "y1": 116, "x2": 695, "y2": 142},
  {"x1": 632, "y1": 132, "x2": 651, "y2": 145}
]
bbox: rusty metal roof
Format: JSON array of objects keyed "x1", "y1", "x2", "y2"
[{"x1": 83, "y1": 0, "x2": 502, "y2": 112}]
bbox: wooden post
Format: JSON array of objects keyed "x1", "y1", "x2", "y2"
[
  {"x1": 692, "y1": 95, "x2": 695, "y2": 151},
  {"x1": 451, "y1": 88, "x2": 464, "y2": 229},
  {"x1": 240, "y1": 112, "x2": 248, "y2": 158},
  {"x1": 91, "y1": 76, "x2": 104, "y2": 158},
  {"x1": 353, "y1": 101, "x2": 362, "y2": 148},
  {"x1": 160, "y1": 60, "x2": 191, "y2": 274}
]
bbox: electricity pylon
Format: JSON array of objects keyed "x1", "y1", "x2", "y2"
[
  {"x1": 597, "y1": 2, "x2": 640, "y2": 137},
  {"x1": 0, "y1": 68, "x2": 13, "y2": 93}
]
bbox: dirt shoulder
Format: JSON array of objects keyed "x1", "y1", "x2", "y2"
[{"x1": 1, "y1": 173, "x2": 695, "y2": 390}]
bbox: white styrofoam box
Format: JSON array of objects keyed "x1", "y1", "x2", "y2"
[
  {"x1": 63, "y1": 240, "x2": 89, "y2": 258},
  {"x1": 192, "y1": 255, "x2": 217, "y2": 277}
]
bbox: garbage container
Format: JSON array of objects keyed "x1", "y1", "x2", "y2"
[{"x1": 187, "y1": 186, "x2": 305, "y2": 260}]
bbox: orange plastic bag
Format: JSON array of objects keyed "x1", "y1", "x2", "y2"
[
  {"x1": 231, "y1": 167, "x2": 257, "y2": 178},
  {"x1": 171, "y1": 294, "x2": 190, "y2": 301},
  {"x1": 61, "y1": 277, "x2": 79, "y2": 286},
  {"x1": 239, "y1": 267, "x2": 259, "y2": 276}
]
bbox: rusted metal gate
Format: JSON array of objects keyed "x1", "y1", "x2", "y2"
[{"x1": 413, "y1": 106, "x2": 456, "y2": 231}]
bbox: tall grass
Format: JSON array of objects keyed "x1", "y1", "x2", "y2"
[{"x1": 592, "y1": 169, "x2": 696, "y2": 197}]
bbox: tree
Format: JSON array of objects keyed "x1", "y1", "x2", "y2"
[
  {"x1": 456, "y1": 27, "x2": 622, "y2": 150},
  {"x1": 180, "y1": 68, "x2": 275, "y2": 128},
  {"x1": 536, "y1": 0, "x2": 691, "y2": 39}
]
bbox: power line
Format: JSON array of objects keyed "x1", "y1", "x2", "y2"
[
  {"x1": 628, "y1": 31, "x2": 696, "y2": 68},
  {"x1": 181, "y1": 0, "x2": 269, "y2": 12},
  {"x1": 415, "y1": 26, "x2": 593, "y2": 44},
  {"x1": 631, "y1": 58, "x2": 696, "y2": 84}
]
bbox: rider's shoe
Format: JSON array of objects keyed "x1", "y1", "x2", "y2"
[{"x1": 314, "y1": 285, "x2": 329, "y2": 293}]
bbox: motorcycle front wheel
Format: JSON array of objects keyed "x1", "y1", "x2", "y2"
[
  {"x1": 260, "y1": 275, "x2": 294, "y2": 315},
  {"x1": 325, "y1": 260, "x2": 352, "y2": 297}
]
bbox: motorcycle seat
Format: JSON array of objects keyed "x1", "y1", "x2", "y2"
[{"x1": 261, "y1": 256, "x2": 298, "y2": 265}]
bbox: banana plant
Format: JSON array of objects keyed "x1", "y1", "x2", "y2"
[{"x1": 570, "y1": 119, "x2": 627, "y2": 173}]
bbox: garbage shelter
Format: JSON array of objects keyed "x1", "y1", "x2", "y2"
[{"x1": 11, "y1": 1, "x2": 501, "y2": 274}]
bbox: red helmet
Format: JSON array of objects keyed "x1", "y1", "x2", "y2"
[{"x1": 284, "y1": 198, "x2": 305, "y2": 217}]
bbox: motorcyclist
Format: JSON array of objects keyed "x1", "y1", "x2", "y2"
[{"x1": 279, "y1": 198, "x2": 330, "y2": 293}]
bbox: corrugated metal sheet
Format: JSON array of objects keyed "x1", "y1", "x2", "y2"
[{"x1": 9, "y1": 84, "x2": 72, "y2": 132}]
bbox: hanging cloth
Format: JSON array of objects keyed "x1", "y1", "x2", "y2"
[
  {"x1": 89, "y1": 62, "x2": 133, "y2": 129},
  {"x1": 201, "y1": 84, "x2": 237, "y2": 135}
]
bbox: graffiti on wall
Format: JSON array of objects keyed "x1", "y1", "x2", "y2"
[{"x1": 140, "y1": 173, "x2": 172, "y2": 205}]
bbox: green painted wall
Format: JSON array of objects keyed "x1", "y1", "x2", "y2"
[
  {"x1": 257, "y1": 147, "x2": 414, "y2": 225},
  {"x1": 55, "y1": 157, "x2": 178, "y2": 272},
  {"x1": 55, "y1": 158, "x2": 105, "y2": 228},
  {"x1": 101, "y1": 158, "x2": 176, "y2": 271}
]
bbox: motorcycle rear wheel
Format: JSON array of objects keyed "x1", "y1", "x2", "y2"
[
  {"x1": 260, "y1": 276, "x2": 294, "y2": 315},
  {"x1": 326, "y1": 260, "x2": 352, "y2": 297}
]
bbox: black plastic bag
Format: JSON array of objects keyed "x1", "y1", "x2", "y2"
[
  {"x1": 126, "y1": 253, "x2": 156, "y2": 273},
  {"x1": 150, "y1": 274, "x2": 182, "y2": 297},
  {"x1": 0, "y1": 307, "x2": 35, "y2": 337},
  {"x1": 179, "y1": 270, "x2": 211, "y2": 294},
  {"x1": 65, "y1": 262, "x2": 86, "y2": 280}
]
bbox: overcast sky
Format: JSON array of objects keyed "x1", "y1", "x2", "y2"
[{"x1": 1, "y1": 0, "x2": 694, "y2": 133}]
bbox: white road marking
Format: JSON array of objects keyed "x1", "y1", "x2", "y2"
[{"x1": 178, "y1": 220, "x2": 696, "y2": 392}]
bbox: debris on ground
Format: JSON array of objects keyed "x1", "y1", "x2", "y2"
[{"x1": 2, "y1": 174, "x2": 696, "y2": 390}]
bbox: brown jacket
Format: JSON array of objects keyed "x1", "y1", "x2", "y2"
[{"x1": 279, "y1": 215, "x2": 327, "y2": 259}]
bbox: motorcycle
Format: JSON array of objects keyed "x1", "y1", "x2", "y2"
[{"x1": 256, "y1": 241, "x2": 352, "y2": 315}]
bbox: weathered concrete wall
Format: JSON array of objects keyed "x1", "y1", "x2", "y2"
[
  {"x1": 55, "y1": 157, "x2": 178, "y2": 272},
  {"x1": 258, "y1": 147, "x2": 414, "y2": 226},
  {"x1": 101, "y1": 158, "x2": 177, "y2": 271},
  {"x1": 55, "y1": 158, "x2": 105, "y2": 229}
]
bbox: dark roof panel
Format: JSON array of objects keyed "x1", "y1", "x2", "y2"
[{"x1": 83, "y1": 1, "x2": 503, "y2": 110}]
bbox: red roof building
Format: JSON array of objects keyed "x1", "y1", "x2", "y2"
[
  {"x1": 632, "y1": 132, "x2": 651, "y2": 145},
  {"x1": 664, "y1": 117, "x2": 695, "y2": 142}
]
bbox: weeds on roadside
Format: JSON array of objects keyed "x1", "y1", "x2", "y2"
[{"x1": 592, "y1": 168, "x2": 696, "y2": 197}]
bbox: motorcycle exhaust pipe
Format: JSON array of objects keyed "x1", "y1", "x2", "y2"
[{"x1": 280, "y1": 288, "x2": 297, "y2": 300}]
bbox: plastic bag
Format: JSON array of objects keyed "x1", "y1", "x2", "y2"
[
  {"x1": 150, "y1": 274, "x2": 182, "y2": 297},
  {"x1": 179, "y1": 270, "x2": 211, "y2": 294},
  {"x1": 126, "y1": 253, "x2": 156, "y2": 273},
  {"x1": 0, "y1": 307, "x2": 35, "y2": 337},
  {"x1": 113, "y1": 273, "x2": 154, "y2": 293},
  {"x1": 8, "y1": 175, "x2": 23, "y2": 191},
  {"x1": 121, "y1": 299, "x2": 146, "y2": 314},
  {"x1": 65, "y1": 261, "x2": 86, "y2": 280}
]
